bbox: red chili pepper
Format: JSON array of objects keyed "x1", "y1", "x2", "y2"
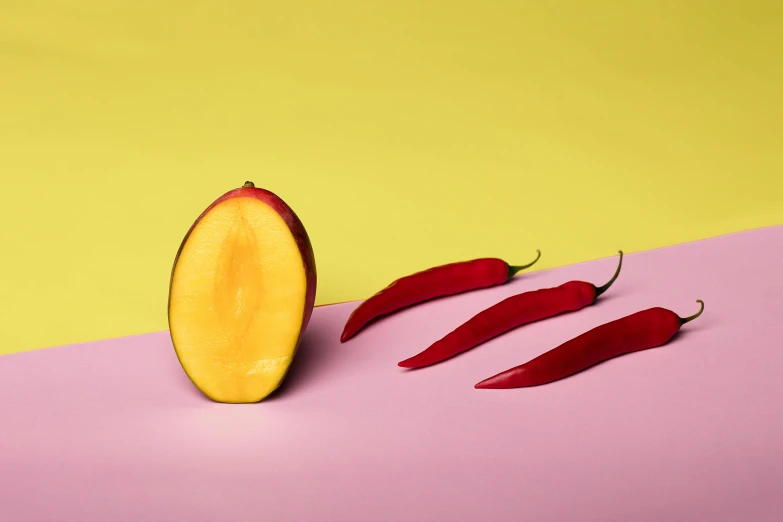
[
  {"x1": 340, "y1": 250, "x2": 541, "y2": 342},
  {"x1": 398, "y1": 251, "x2": 624, "y2": 369},
  {"x1": 474, "y1": 300, "x2": 705, "y2": 389}
]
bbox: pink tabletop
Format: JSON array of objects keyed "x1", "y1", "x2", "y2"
[{"x1": 2, "y1": 226, "x2": 782, "y2": 522}]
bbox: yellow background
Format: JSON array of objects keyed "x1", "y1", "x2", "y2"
[{"x1": 1, "y1": 1, "x2": 782, "y2": 355}]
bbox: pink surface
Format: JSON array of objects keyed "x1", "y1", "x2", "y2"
[{"x1": 2, "y1": 226, "x2": 782, "y2": 522}]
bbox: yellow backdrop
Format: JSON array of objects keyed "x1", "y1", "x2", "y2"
[{"x1": 1, "y1": 1, "x2": 781, "y2": 355}]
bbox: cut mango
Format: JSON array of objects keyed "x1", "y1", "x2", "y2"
[{"x1": 168, "y1": 182, "x2": 316, "y2": 403}]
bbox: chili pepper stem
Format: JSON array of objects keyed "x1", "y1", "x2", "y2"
[
  {"x1": 593, "y1": 250, "x2": 623, "y2": 297},
  {"x1": 508, "y1": 250, "x2": 541, "y2": 278},
  {"x1": 678, "y1": 300, "x2": 705, "y2": 325}
]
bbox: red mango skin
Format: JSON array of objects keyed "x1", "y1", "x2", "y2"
[
  {"x1": 341, "y1": 258, "x2": 524, "y2": 342},
  {"x1": 398, "y1": 281, "x2": 597, "y2": 369},
  {"x1": 167, "y1": 182, "x2": 317, "y2": 378},
  {"x1": 475, "y1": 307, "x2": 684, "y2": 389}
]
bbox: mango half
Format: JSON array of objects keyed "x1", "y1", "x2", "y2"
[{"x1": 168, "y1": 182, "x2": 317, "y2": 403}]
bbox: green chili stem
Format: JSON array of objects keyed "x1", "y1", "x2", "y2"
[
  {"x1": 508, "y1": 249, "x2": 541, "y2": 278},
  {"x1": 594, "y1": 250, "x2": 623, "y2": 297},
  {"x1": 243, "y1": 181, "x2": 255, "y2": 188},
  {"x1": 679, "y1": 300, "x2": 705, "y2": 325}
]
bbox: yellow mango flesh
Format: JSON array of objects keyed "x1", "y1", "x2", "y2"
[{"x1": 169, "y1": 196, "x2": 307, "y2": 403}]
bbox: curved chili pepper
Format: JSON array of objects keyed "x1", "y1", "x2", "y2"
[
  {"x1": 340, "y1": 250, "x2": 541, "y2": 342},
  {"x1": 475, "y1": 300, "x2": 705, "y2": 389},
  {"x1": 398, "y1": 251, "x2": 624, "y2": 369}
]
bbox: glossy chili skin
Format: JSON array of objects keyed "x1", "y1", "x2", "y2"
[
  {"x1": 398, "y1": 251, "x2": 623, "y2": 369},
  {"x1": 475, "y1": 301, "x2": 704, "y2": 389},
  {"x1": 340, "y1": 252, "x2": 540, "y2": 342},
  {"x1": 398, "y1": 282, "x2": 596, "y2": 368}
]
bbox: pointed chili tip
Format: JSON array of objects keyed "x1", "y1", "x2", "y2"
[
  {"x1": 679, "y1": 299, "x2": 705, "y2": 325},
  {"x1": 594, "y1": 250, "x2": 624, "y2": 297},
  {"x1": 397, "y1": 353, "x2": 430, "y2": 369},
  {"x1": 508, "y1": 249, "x2": 541, "y2": 278},
  {"x1": 474, "y1": 380, "x2": 498, "y2": 389},
  {"x1": 474, "y1": 375, "x2": 505, "y2": 389}
]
